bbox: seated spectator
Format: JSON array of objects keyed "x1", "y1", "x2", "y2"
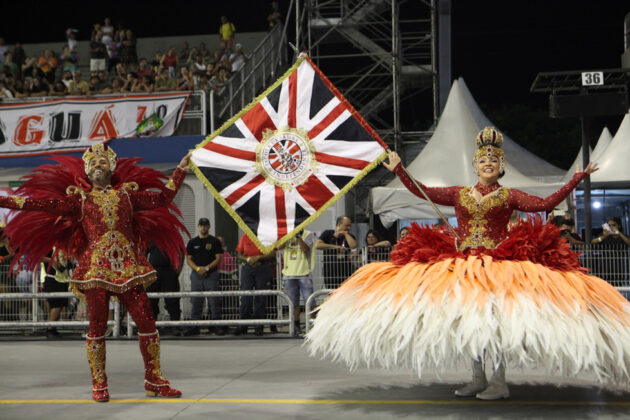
[
  {"x1": 205, "y1": 62, "x2": 216, "y2": 78},
  {"x1": 186, "y1": 47, "x2": 199, "y2": 67},
  {"x1": 364, "y1": 229, "x2": 391, "y2": 263},
  {"x1": 133, "y1": 74, "x2": 153, "y2": 93},
  {"x1": 59, "y1": 45, "x2": 78, "y2": 74},
  {"x1": 2, "y1": 53, "x2": 19, "y2": 79},
  {"x1": 61, "y1": 70, "x2": 74, "y2": 89},
  {"x1": 176, "y1": 67, "x2": 194, "y2": 91},
  {"x1": 68, "y1": 71, "x2": 89, "y2": 95},
  {"x1": 136, "y1": 58, "x2": 154, "y2": 80},
  {"x1": 195, "y1": 73, "x2": 210, "y2": 93},
  {"x1": 154, "y1": 67, "x2": 176, "y2": 92},
  {"x1": 199, "y1": 42, "x2": 210, "y2": 61},
  {"x1": 0, "y1": 80, "x2": 13, "y2": 99},
  {"x1": 88, "y1": 75, "x2": 106, "y2": 94},
  {"x1": 114, "y1": 62, "x2": 128, "y2": 85},
  {"x1": 178, "y1": 41, "x2": 190, "y2": 61},
  {"x1": 37, "y1": 50, "x2": 58, "y2": 84},
  {"x1": 49, "y1": 80, "x2": 68, "y2": 97},
  {"x1": 230, "y1": 43, "x2": 248, "y2": 72},
  {"x1": 151, "y1": 51, "x2": 164, "y2": 73},
  {"x1": 10, "y1": 79, "x2": 28, "y2": 98},
  {"x1": 122, "y1": 72, "x2": 139, "y2": 92},
  {"x1": 210, "y1": 49, "x2": 222, "y2": 66},
  {"x1": 209, "y1": 67, "x2": 230, "y2": 90},
  {"x1": 28, "y1": 77, "x2": 49, "y2": 97},
  {"x1": 21, "y1": 56, "x2": 38, "y2": 79},
  {"x1": 161, "y1": 47, "x2": 178, "y2": 78},
  {"x1": 191, "y1": 55, "x2": 206, "y2": 75},
  {"x1": 101, "y1": 78, "x2": 123, "y2": 94}
]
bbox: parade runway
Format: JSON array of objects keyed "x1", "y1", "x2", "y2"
[{"x1": 1, "y1": 336, "x2": 630, "y2": 419}]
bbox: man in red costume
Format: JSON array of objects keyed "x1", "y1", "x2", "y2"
[{"x1": 0, "y1": 144, "x2": 190, "y2": 402}]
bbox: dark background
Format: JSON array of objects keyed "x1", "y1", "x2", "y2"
[{"x1": 2, "y1": 0, "x2": 629, "y2": 169}]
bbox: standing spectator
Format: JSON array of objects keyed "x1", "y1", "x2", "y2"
[
  {"x1": 154, "y1": 67, "x2": 176, "y2": 92},
  {"x1": 21, "y1": 56, "x2": 38, "y2": 79},
  {"x1": 183, "y1": 218, "x2": 224, "y2": 336},
  {"x1": 42, "y1": 250, "x2": 71, "y2": 340},
  {"x1": 364, "y1": 229, "x2": 391, "y2": 263},
  {"x1": 559, "y1": 218, "x2": 583, "y2": 246},
  {"x1": 235, "y1": 233, "x2": 275, "y2": 336},
  {"x1": 2, "y1": 53, "x2": 18, "y2": 79},
  {"x1": 106, "y1": 33, "x2": 122, "y2": 74},
  {"x1": 279, "y1": 230, "x2": 315, "y2": 336},
  {"x1": 178, "y1": 41, "x2": 190, "y2": 61},
  {"x1": 219, "y1": 16, "x2": 236, "y2": 52},
  {"x1": 59, "y1": 45, "x2": 78, "y2": 74},
  {"x1": 90, "y1": 32, "x2": 107, "y2": 75},
  {"x1": 592, "y1": 217, "x2": 630, "y2": 299},
  {"x1": 315, "y1": 216, "x2": 358, "y2": 289},
  {"x1": 0, "y1": 231, "x2": 14, "y2": 321},
  {"x1": 12, "y1": 42, "x2": 26, "y2": 70},
  {"x1": 267, "y1": 1, "x2": 282, "y2": 29},
  {"x1": 66, "y1": 29, "x2": 78, "y2": 52},
  {"x1": 68, "y1": 71, "x2": 89, "y2": 95},
  {"x1": 121, "y1": 29, "x2": 138, "y2": 65},
  {"x1": 191, "y1": 55, "x2": 206, "y2": 75},
  {"x1": 146, "y1": 243, "x2": 183, "y2": 334},
  {"x1": 229, "y1": 43, "x2": 248, "y2": 72},
  {"x1": 161, "y1": 47, "x2": 178, "y2": 78},
  {"x1": 101, "y1": 17, "x2": 114, "y2": 45},
  {"x1": 37, "y1": 50, "x2": 58, "y2": 84},
  {"x1": 0, "y1": 37, "x2": 7, "y2": 63}
]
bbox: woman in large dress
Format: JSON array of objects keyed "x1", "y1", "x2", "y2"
[{"x1": 307, "y1": 127, "x2": 630, "y2": 400}]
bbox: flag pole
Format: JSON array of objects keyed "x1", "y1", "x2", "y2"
[{"x1": 399, "y1": 165, "x2": 461, "y2": 241}]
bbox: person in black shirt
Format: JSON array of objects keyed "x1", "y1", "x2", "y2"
[
  {"x1": 146, "y1": 243, "x2": 183, "y2": 334},
  {"x1": 315, "y1": 216, "x2": 358, "y2": 288},
  {"x1": 42, "y1": 250, "x2": 71, "y2": 339},
  {"x1": 183, "y1": 218, "x2": 223, "y2": 336}
]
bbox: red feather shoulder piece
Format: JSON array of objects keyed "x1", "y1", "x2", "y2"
[{"x1": 4, "y1": 156, "x2": 188, "y2": 272}]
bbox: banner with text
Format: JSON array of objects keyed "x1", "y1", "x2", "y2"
[{"x1": 0, "y1": 92, "x2": 190, "y2": 157}]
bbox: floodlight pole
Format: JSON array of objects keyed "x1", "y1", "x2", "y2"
[{"x1": 580, "y1": 115, "x2": 593, "y2": 244}]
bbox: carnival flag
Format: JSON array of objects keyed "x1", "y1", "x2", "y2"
[{"x1": 190, "y1": 54, "x2": 388, "y2": 252}]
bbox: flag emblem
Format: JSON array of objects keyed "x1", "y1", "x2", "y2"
[{"x1": 191, "y1": 55, "x2": 387, "y2": 252}]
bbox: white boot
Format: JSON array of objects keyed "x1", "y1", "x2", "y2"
[
  {"x1": 454, "y1": 359, "x2": 487, "y2": 397},
  {"x1": 476, "y1": 363, "x2": 510, "y2": 400}
]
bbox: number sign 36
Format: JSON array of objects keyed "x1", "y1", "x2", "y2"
[{"x1": 581, "y1": 72, "x2": 604, "y2": 86}]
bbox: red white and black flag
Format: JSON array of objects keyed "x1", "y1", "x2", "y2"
[{"x1": 190, "y1": 54, "x2": 387, "y2": 252}]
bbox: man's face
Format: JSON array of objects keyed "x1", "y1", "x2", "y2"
[
  {"x1": 87, "y1": 157, "x2": 112, "y2": 184},
  {"x1": 198, "y1": 224, "x2": 210, "y2": 236},
  {"x1": 337, "y1": 217, "x2": 352, "y2": 232}
]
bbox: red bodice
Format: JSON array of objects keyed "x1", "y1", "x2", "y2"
[
  {"x1": 394, "y1": 164, "x2": 586, "y2": 252},
  {"x1": 0, "y1": 168, "x2": 186, "y2": 292}
]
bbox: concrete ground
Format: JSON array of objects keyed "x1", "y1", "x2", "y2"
[{"x1": 1, "y1": 334, "x2": 630, "y2": 419}]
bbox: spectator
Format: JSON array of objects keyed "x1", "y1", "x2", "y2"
[
  {"x1": 61, "y1": 70, "x2": 74, "y2": 89},
  {"x1": 210, "y1": 49, "x2": 222, "y2": 66},
  {"x1": 209, "y1": 66, "x2": 231, "y2": 90},
  {"x1": 198, "y1": 42, "x2": 210, "y2": 61},
  {"x1": 0, "y1": 80, "x2": 13, "y2": 99},
  {"x1": 559, "y1": 217, "x2": 583, "y2": 246},
  {"x1": 235, "y1": 233, "x2": 276, "y2": 336},
  {"x1": 66, "y1": 29, "x2": 78, "y2": 52},
  {"x1": 59, "y1": 45, "x2": 78, "y2": 74},
  {"x1": 88, "y1": 75, "x2": 105, "y2": 94},
  {"x1": 49, "y1": 80, "x2": 68, "y2": 97},
  {"x1": 592, "y1": 217, "x2": 630, "y2": 299},
  {"x1": 0, "y1": 37, "x2": 6, "y2": 63},
  {"x1": 2, "y1": 52, "x2": 18, "y2": 79},
  {"x1": 364, "y1": 229, "x2": 391, "y2": 263},
  {"x1": 178, "y1": 41, "x2": 190, "y2": 61},
  {"x1": 185, "y1": 47, "x2": 199, "y2": 67},
  {"x1": 315, "y1": 216, "x2": 358, "y2": 289},
  {"x1": 21, "y1": 56, "x2": 38, "y2": 79},
  {"x1": 114, "y1": 62, "x2": 128, "y2": 85},
  {"x1": 12, "y1": 42, "x2": 26, "y2": 69},
  {"x1": 593, "y1": 217, "x2": 630, "y2": 246},
  {"x1": 0, "y1": 231, "x2": 14, "y2": 321},
  {"x1": 120, "y1": 29, "x2": 138, "y2": 65},
  {"x1": 136, "y1": 58, "x2": 154, "y2": 80},
  {"x1": 176, "y1": 67, "x2": 194, "y2": 91},
  {"x1": 183, "y1": 218, "x2": 224, "y2": 336},
  {"x1": 101, "y1": 78, "x2": 123, "y2": 94},
  {"x1": 399, "y1": 226, "x2": 410, "y2": 239},
  {"x1": 146, "y1": 243, "x2": 183, "y2": 335},
  {"x1": 37, "y1": 50, "x2": 58, "y2": 84},
  {"x1": 161, "y1": 47, "x2": 178, "y2": 78},
  {"x1": 229, "y1": 43, "x2": 248, "y2": 72},
  {"x1": 191, "y1": 55, "x2": 206, "y2": 75},
  {"x1": 102, "y1": 17, "x2": 114, "y2": 45},
  {"x1": 154, "y1": 67, "x2": 176, "y2": 92},
  {"x1": 219, "y1": 16, "x2": 236, "y2": 52},
  {"x1": 90, "y1": 32, "x2": 108, "y2": 75},
  {"x1": 28, "y1": 77, "x2": 49, "y2": 97},
  {"x1": 11, "y1": 79, "x2": 28, "y2": 98},
  {"x1": 150, "y1": 51, "x2": 164, "y2": 73},
  {"x1": 41, "y1": 250, "x2": 71, "y2": 340},
  {"x1": 121, "y1": 72, "x2": 139, "y2": 92},
  {"x1": 106, "y1": 33, "x2": 122, "y2": 74},
  {"x1": 133, "y1": 74, "x2": 153, "y2": 93},
  {"x1": 279, "y1": 229, "x2": 315, "y2": 336},
  {"x1": 217, "y1": 236, "x2": 237, "y2": 279},
  {"x1": 267, "y1": 1, "x2": 282, "y2": 29},
  {"x1": 68, "y1": 71, "x2": 89, "y2": 95},
  {"x1": 195, "y1": 73, "x2": 210, "y2": 94}
]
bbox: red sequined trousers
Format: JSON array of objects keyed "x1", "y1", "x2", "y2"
[{"x1": 84, "y1": 286, "x2": 174, "y2": 394}]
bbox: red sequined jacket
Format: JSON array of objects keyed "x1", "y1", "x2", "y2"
[
  {"x1": 0, "y1": 168, "x2": 186, "y2": 293},
  {"x1": 394, "y1": 163, "x2": 586, "y2": 252}
]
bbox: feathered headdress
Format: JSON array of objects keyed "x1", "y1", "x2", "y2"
[{"x1": 3, "y1": 155, "x2": 188, "y2": 273}]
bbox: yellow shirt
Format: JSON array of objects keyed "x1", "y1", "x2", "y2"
[
  {"x1": 282, "y1": 230, "x2": 314, "y2": 277},
  {"x1": 219, "y1": 23, "x2": 236, "y2": 40}
]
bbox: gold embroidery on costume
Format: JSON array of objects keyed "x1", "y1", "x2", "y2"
[
  {"x1": 85, "y1": 230, "x2": 143, "y2": 280},
  {"x1": 147, "y1": 336, "x2": 164, "y2": 378},
  {"x1": 90, "y1": 188, "x2": 120, "y2": 230},
  {"x1": 165, "y1": 177, "x2": 176, "y2": 191},
  {"x1": 458, "y1": 187, "x2": 509, "y2": 251},
  {"x1": 122, "y1": 182, "x2": 139, "y2": 192},
  {"x1": 11, "y1": 196, "x2": 26, "y2": 209},
  {"x1": 86, "y1": 338, "x2": 106, "y2": 385}
]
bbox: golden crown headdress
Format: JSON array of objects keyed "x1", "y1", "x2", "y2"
[
  {"x1": 82, "y1": 143, "x2": 117, "y2": 173},
  {"x1": 473, "y1": 126, "x2": 505, "y2": 173}
]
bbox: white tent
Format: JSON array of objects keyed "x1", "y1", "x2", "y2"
[
  {"x1": 591, "y1": 127, "x2": 613, "y2": 163},
  {"x1": 372, "y1": 79, "x2": 564, "y2": 227},
  {"x1": 590, "y1": 113, "x2": 630, "y2": 187},
  {"x1": 458, "y1": 78, "x2": 565, "y2": 182},
  {"x1": 562, "y1": 146, "x2": 592, "y2": 183}
]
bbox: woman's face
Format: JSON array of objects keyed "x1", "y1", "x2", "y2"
[
  {"x1": 366, "y1": 233, "x2": 377, "y2": 245},
  {"x1": 476, "y1": 155, "x2": 500, "y2": 184}
]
